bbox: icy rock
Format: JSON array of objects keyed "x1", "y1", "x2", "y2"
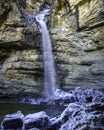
[
  {"x1": 48, "y1": 117, "x2": 62, "y2": 130},
  {"x1": 1, "y1": 111, "x2": 24, "y2": 130},
  {"x1": 27, "y1": 128, "x2": 39, "y2": 130},
  {"x1": 59, "y1": 102, "x2": 104, "y2": 130},
  {"x1": 54, "y1": 89, "x2": 75, "y2": 106},
  {"x1": 69, "y1": 87, "x2": 104, "y2": 104},
  {"x1": 48, "y1": 103, "x2": 81, "y2": 130},
  {"x1": 24, "y1": 111, "x2": 50, "y2": 129}
]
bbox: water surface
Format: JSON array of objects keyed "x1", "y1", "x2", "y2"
[{"x1": 0, "y1": 102, "x2": 64, "y2": 123}]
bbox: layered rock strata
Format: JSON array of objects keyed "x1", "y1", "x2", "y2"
[
  {"x1": 50, "y1": 0, "x2": 104, "y2": 90},
  {"x1": 0, "y1": 0, "x2": 104, "y2": 97}
]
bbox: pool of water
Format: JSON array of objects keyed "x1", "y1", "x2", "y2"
[{"x1": 0, "y1": 102, "x2": 65, "y2": 124}]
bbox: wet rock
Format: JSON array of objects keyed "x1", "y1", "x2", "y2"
[
  {"x1": 60, "y1": 102, "x2": 104, "y2": 130},
  {"x1": 1, "y1": 111, "x2": 24, "y2": 130},
  {"x1": 27, "y1": 128, "x2": 39, "y2": 130},
  {"x1": 48, "y1": 117, "x2": 62, "y2": 130},
  {"x1": 48, "y1": 89, "x2": 104, "y2": 130},
  {"x1": 0, "y1": 89, "x2": 104, "y2": 130},
  {"x1": 55, "y1": 88, "x2": 104, "y2": 130},
  {"x1": 69, "y1": 88, "x2": 104, "y2": 103},
  {"x1": 18, "y1": 88, "x2": 104, "y2": 107},
  {"x1": 17, "y1": 0, "x2": 44, "y2": 15},
  {"x1": 24, "y1": 111, "x2": 50, "y2": 130}
]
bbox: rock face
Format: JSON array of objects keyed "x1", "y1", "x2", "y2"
[
  {"x1": 50, "y1": 0, "x2": 104, "y2": 90},
  {"x1": 0, "y1": 0, "x2": 104, "y2": 97},
  {"x1": 0, "y1": 0, "x2": 43, "y2": 97}
]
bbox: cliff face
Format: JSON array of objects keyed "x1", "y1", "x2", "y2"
[
  {"x1": 50, "y1": 0, "x2": 104, "y2": 90},
  {"x1": 0, "y1": 0, "x2": 43, "y2": 97},
  {"x1": 0, "y1": 0, "x2": 104, "y2": 98}
]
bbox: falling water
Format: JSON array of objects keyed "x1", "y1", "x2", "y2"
[
  {"x1": 17, "y1": 0, "x2": 57, "y2": 96},
  {"x1": 35, "y1": 9, "x2": 57, "y2": 96}
]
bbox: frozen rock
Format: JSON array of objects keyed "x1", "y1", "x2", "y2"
[
  {"x1": 24, "y1": 111, "x2": 50, "y2": 129},
  {"x1": 1, "y1": 111, "x2": 24, "y2": 130},
  {"x1": 59, "y1": 102, "x2": 104, "y2": 130}
]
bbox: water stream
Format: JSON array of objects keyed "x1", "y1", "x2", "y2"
[
  {"x1": 35, "y1": 9, "x2": 57, "y2": 96},
  {"x1": 0, "y1": 102, "x2": 64, "y2": 124},
  {"x1": 17, "y1": 0, "x2": 57, "y2": 97}
]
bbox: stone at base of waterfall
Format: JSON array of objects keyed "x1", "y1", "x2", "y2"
[
  {"x1": 48, "y1": 102, "x2": 104, "y2": 130},
  {"x1": 1, "y1": 111, "x2": 24, "y2": 130},
  {"x1": 59, "y1": 102, "x2": 104, "y2": 130},
  {"x1": 47, "y1": 103, "x2": 81, "y2": 130},
  {"x1": 24, "y1": 111, "x2": 50, "y2": 129},
  {"x1": 48, "y1": 117, "x2": 62, "y2": 130},
  {"x1": 26, "y1": 128, "x2": 39, "y2": 130}
]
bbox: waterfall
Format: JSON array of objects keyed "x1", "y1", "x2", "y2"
[
  {"x1": 35, "y1": 9, "x2": 57, "y2": 96},
  {"x1": 17, "y1": 0, "x2": 57, "y2": 96}
]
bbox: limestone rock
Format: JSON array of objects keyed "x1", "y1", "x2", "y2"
[
  {"x1": 0, "y1": 0, "x2": 104, "y2": 97},
  {"x1": 0, "y1": 0, "x2": 42, "y2": 97},
  {"x1": 50, "y1": 0, "x2": 104, "y2": 90},
  {"x1": 51, "y1": 28, "x2": 104, "y2": 89},
  {"x1": 0, "y1": 0, "x2": 25, "y2": 48},
  {"x1": 77, "y1": 0, "x2": 104, "y2": 30},
  {"x1": 0, "y1": 50, "x2": 43, "y2": 97}
]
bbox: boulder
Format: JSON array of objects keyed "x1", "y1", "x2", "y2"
[
  {"x1": 24, "y1": 111, "x2": 50, "y2": 129},
  {"x1": 1, "y1": 111, "x2": 24, "y2": 130}
]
